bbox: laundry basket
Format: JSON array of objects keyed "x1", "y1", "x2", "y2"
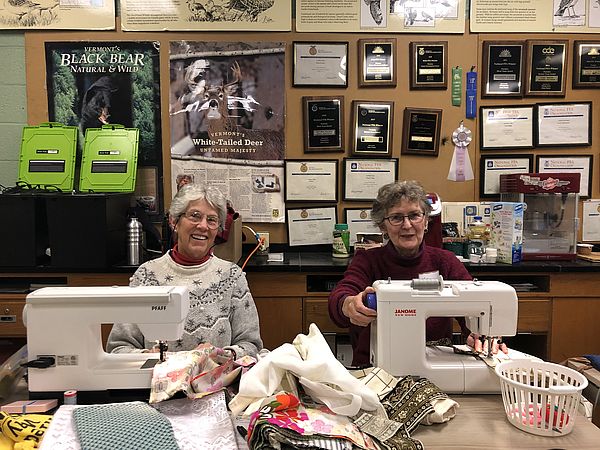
[{"x1": 495, "y1": 360, "x2": 588, "y2": 437}]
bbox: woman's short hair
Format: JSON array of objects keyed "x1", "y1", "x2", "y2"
[
  {"x1": 169, "y1": 184, "x2": 228, "y2": 231},
  {"x1": 371, "y1": 180, "x2": 432, "y2": 226}
]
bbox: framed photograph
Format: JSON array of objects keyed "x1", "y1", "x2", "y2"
[
  {"x1": 292, "y1": 41, "x2": 348, "y2": 87},
  {"x1": 480, "y1": 105, "x2": 534, "y2": 151},
  {"x1": 344, "y1": 208, "x2": 382, "y2": 247},
  {"x1": 573, "y1": 41, "x2": 600, "y2": 89},
  {"x1": 401, "y1": 107, "x2": 442, "y2": 156},
  {"x1": 302, "y1": 96, "x2": 344, "y2": 153},
  {"x1": 359, "y1": 38, "x2": 397, "y2": 87},
  {"x1": 286, "y1": 206, "x2": 337, "y2": 247},
  {"x1": 284, "y1": 160, "x2": 338, "y2": 203},
  {"x1": 342, "y1": 157, "x2": 398, "y2": 201},
  {"x1": 525, "y1": 40, "x2": 567, "y2": 97},
  {"x1": 536, "y1": 154, "x2": 593, "y2": 198},
  {"x1": 535, "y1": 102, "x2": 592, "y2": 147},
  {"x1": 351, "y1": 100, "x2": 394, "y2": 157},
  {"x1": 482, "y1": 41, "x2": 525, "y2": 97},
  {"x1": 479, "y1": 154, "x2": 534, "y2": 198},
  {"x1": 409, "y1": 41, "x2": 448, "y2": 90}
]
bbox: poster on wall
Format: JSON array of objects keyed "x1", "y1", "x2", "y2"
[
  {"x1": 297, "y1": 0, "x2": 465, "y2": 33},
  {"x1": 121, "y1": 0, "x2": 291, "y2": 31},
  {"x1": 45, "y1": 41, "x2": 163, "y2": 216},
  {"x1": 170, "y1": 41, "x2": 286, "y2": 223},
  {"x1": 0, "y1": 1, "x2": 114, "y2": 30}
]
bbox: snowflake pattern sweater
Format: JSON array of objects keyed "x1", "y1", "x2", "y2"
[{"x1": 107, "y1": 253, "x2": 263, "y2": 358}]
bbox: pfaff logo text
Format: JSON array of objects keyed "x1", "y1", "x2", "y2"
[
  {"x1": 151, "y1": 305, "x2": 166, "y2": 311},
  {"x1": 395, "y1": 308, "x2": 417, "y2": 317}
]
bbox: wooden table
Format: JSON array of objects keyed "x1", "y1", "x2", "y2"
[{"x1": 413, "y1": 395, "x2": 600, "y2": 449}]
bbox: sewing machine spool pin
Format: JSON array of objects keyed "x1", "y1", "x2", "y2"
[{"x1": 158, "y1": 340, "x2": 168, "y2": 362}]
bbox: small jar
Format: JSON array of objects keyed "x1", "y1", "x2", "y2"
[
  {"x1": 64, "y1": 390, "x2": 77, "y2": 405},
  {"x1": 332, "y1": 223, "x2": 350, "y2": 258}
]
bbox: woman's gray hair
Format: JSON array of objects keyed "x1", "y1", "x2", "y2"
[
  {"x1": 371, "y1": 180, "x2": 432, "y2": 226},
  {"x1": 169, "y1": 183, "x2": 228, "y2": 231}
]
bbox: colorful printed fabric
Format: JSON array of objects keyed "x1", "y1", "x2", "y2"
[
  {"x1": 0, "y1": 412, "x2": 52, "y2": 449},
  {"x1": 247, "y1": 392, "x2": 378, "y2": 450}
]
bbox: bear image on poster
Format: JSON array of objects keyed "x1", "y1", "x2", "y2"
[{"x1": 79, "y1": 75, "x2": 133, "y2": 136}]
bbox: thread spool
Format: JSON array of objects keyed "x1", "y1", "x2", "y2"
[
  {"x1": 410, "y1": 277, "x2": 443, "y2": 292},
  {"x1": 64, "y1": 390, "x2": 77, "y2": 405}
]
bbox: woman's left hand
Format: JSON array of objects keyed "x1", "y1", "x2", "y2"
[{"x1": 467, "y1": 333, "x2": 508, "y2": 355}]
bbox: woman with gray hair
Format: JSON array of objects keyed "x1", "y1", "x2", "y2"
[
  {"x1": 329, "y1": 180, "x2": 489, "y2": 367},
  {"x1": 107, "y1": 183, "x2": 263, "y2": 358}
]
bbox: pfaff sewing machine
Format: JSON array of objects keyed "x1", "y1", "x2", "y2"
[
  {"x1": 23, "y1": 285, "x2": 189, "y2": 400},
  {"x1": 370, "y1": 277, "x2": 530, "y2": 393}
]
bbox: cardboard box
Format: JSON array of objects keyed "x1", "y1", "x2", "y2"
[
  {"x1": 489, "y1": 202, "x2": 524, "y2": 264},
  {"x1": 1, "y1": 399, "x2": 57, "y2": 414}
]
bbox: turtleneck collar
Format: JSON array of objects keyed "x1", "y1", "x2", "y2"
[
  {"x1": 388, "y1": 240, "x2": 425, "y2": 262},
  {"x1": 169, "y1": 244, "x2": 212, "y2": 266}
]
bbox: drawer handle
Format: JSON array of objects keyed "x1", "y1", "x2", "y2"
[{"x1": 0, "y1": 315, "x2": 16, "y2": 323}]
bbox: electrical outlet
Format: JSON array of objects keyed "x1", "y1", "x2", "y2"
[{"x1": 257, "y1": 232, "x2": 269, "y2": 254}]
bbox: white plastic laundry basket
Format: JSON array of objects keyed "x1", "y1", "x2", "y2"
[{"x1": 495, "y1": 360, "x2": 588, "y2": 437}]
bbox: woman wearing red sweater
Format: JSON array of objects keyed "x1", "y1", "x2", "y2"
[{"x1": 328, "y1": 180, "x2": 503, "y2": 367}]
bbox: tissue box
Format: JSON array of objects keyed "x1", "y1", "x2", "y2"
[
  {"x1": 1, "y1": 399, "x2": 57, "y2": 414},
  {"x1": 490, "y1": 202, "x2": 524, "y2": 264}
]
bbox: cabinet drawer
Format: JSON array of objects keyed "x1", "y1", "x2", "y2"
[
  {"x1": 0, "y1": 302, "x2": 26, "y2": 337},
  {"x1": 517, "y1": 298, "x2": 551, "y2": 332},
  {"x1": 304, "y1": 298, "x2": 347, "y2": 334}
]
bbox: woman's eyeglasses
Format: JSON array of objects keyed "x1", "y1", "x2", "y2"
[
  {"x1": 384, "y1": 212, "x2": 425, "y2": 226},
  {"x1": 181, "y1": 211, "x2": 220, "y2": 229}
]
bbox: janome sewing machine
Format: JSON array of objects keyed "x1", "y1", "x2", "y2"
[
  {"x1": 23, "y1": 285, "x2": 189, "y2": 400},
  {"x1": 370, "y1": 277, "x2": 532, "y2": 393}
]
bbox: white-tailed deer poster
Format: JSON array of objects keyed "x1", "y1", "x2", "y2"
[{"x1": 169, "y1": 41, "x2": 285, "y2": 223}]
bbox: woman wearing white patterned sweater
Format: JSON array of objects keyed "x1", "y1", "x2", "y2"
[{"x1": 107, "y1": 184, "x2": 263, "y2": 358}]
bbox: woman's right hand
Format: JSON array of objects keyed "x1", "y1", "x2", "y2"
[{"x1": 341, "y1": 287, "x2": 377, "y2": 327}]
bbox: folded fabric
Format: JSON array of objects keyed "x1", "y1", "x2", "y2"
[
  {"x1": 0, "y1": 412, "x2": 52, "y2": 449},
  {"x1": 584, "y1": 354, "x2": 600, "y2": 371},
  {"x1": 351, "y1": 367, "x2": 399, "y2": 400},
  {"x1": 72, "y1": 402, "x2": 179, "y2": 450},
  {"x1": 230, "y1": 324, "x2": 382, "y2": 417}
]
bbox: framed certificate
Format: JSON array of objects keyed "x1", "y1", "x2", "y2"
[
  {"x1": 536, "y1": 154, "x2": 593, "y2": 198},
  {"x1": 344, "y1": 208, "x2": 381, "y2": 247},
  {"x1": 342, "y1": 157, "x2": 398, "y2": 201},
  {"x1": 284, "y1": 160, "x2": 338, "y2": 203},
  {"x1": 401, "y1": 107, "x2": 442, "y2": 156},
  {"x1": 359, "y1": 38, "x2": 396, "y2": 87},
  {"x1": 479, "y1": 105, "x2": 534, "y2": 151},
  {"x1": 479, "y1": 154, "x2": 534, "y2": 198},
  {"x1": 409, "y1": 41, "x2": 448, "y2": 90},
  {"x1": 292, "y1": 42, "x2": 348, "y2": 87},
  {"x1": 573, "y1": 41, "x2": 600, "y2": 89},
  {"x1": 286, "y1": 206, "x2": 337, "y2": 247},
  {"x1": 482, "y1": 41, "x2": 525, "y2": 98},
  {"x1": 535, "y1": 102, "x2": 592, "y2": 147},
  {"x1": 302, "y1": 96, "x2": 344, "y2": 153},
  {"x1": 351, "y1": 100, "x2": 394, "y2": 157},
  {"x1": 525, "y1": 40, "x2": 567, "y2": 97}
]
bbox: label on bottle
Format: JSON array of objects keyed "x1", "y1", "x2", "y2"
[{"x1": 332, "y1": 230, "x2": 350, "y2": 257}]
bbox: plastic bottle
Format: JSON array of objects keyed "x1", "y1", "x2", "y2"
[
  {"x1": 332, "y1": 223, "x2": 350, "y2": 258},
  {"x1": 127, "y1": 216, "x2": 144, "y2": 265},
  {"x1": 467, "y1": 216, "x2": 488, "y2": 257}
]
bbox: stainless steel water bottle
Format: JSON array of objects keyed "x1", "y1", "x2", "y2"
[{"x1": 127, "y1": 216, "x2": 143, "y2": 265}]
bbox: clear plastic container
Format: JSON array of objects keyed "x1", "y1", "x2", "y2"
[{"x1": 467, "y1": 216, "x2": 488, "y2": 257}]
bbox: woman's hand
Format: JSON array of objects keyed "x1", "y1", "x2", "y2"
[
  {"x1": 341, "y1": 287, "x2": 377, "y2": 327},
  {"x1": 467, "y1": 333, "x2": 508, "y2": 355}
]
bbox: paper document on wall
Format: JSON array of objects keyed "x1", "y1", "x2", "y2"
[{"x1": 582, "y1": 200, "x2": 600, "y2": 242}]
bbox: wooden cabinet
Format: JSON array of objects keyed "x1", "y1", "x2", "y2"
[
  {"x1": 254, "y1": 297, "x2": 303, "y2": 351},
  {"x1": 0, "y1": 299, "x2": 27, "y2": 337}
]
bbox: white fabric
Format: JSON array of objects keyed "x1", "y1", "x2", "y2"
[
  {"x1": 229, "y1": 323, "x2": 382, "y2": 417},
  {"x1": 420, "y1": 398, "x2": 459, "y2": 425},
  {"x1": 39, "y1": 391, "x2": 238, "y2": 450}
]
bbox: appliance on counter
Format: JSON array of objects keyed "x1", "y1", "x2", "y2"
[
  {"x1": 500, "y1": 172, "x2": 580, "y2": 261},
  {"x1": 424, "y1": 192, "x2": 443, "y2": 248}
]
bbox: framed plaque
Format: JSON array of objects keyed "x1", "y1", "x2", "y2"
[
  {"x1": 482, "y1": 41, "x2": 525, "y2": 97},
  {"x1": 344, "y1": 208, "x2": 382, "y2": 247},
  {"x1": 479, "y1": 154, "x2": 533, "y2": 198},
  {"x1": 479, "y1": 105, "x2": 534, "y2": 150},
  {"x1": 302, "y1": 96, "x2": 344, "y2": 153},
  {"x1": 359, "y1": 38, "x2": 396, "y2": 87},
  {"x1": 536, "y1": 154, "x2": 593, "y2": 198},
  {"x1": 342, "y1": 157, "x2": 398, "y2": 201},
  {"x1": 292, "y1": 41, "x2": 348, "y2": 87},
  {"x1": 525, "y1": 40, "x2": 567, "y2": 97},
  {"x1": 535, "y1": 102, "x2": 592, "y2": 147},
  {"x1": 409, "y1": 41, "x2": 448, "y2": 89},
  {"x1": 351, "y1": 100, "x2": 394, "y2": 157},
  {"x1": 287, "y1": 206, "x2": 337, "y2": 247},
  {"x1": 284, "y1": 159, "x2": 338, "y2": 203},
  {"x1": 573, "y1": 41, "x2": 600, "y2": 89},
  {"x1": 401, "y1": 107, "x2": 442, "y2": 156}
]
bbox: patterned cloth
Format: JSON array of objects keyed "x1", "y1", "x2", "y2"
[
  {"x1": 107, "y1": 253, "x2": 262, "y2": 358},
  {"x1": 351, "y1": 367, "x2": 399, "y2": 400},
  {"x1": 72, "y1": 402, "x2": 179, "y2": 450}
]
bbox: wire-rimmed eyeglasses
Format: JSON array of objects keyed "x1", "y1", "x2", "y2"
[
  {"x1": 384, "y1": 212, "x2": 425, "y2": 226},
  {"x1": 181, "y1": 211, "x2": 220, "y2": 229}
]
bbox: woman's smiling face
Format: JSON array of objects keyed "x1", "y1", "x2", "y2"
[
  {"x1": 176, "y1": 198, "x2": 220, "y2": 260},
  {"x1": 380, "y1": 198, "x2": 427, "y2": 257}
]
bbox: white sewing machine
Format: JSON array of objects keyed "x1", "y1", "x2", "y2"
[
  {"x1": 370, "y1": 277, "x2": 532, "y2": 393},
  {"x1": 23, "y1": 285, "x2": 189, "y2": 399}
]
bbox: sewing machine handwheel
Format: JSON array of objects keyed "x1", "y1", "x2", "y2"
[{"x1": 365, "y1": 293, "x2": 377, "y2": 310}]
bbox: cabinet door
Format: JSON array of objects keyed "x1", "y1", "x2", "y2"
[
  {"x1": 0, "y1": 300, "x2": 26, "y2": 337},
  {"x1": 254, "y1": 297, "x2": 303, "y2": 351},
  {"x1": 517, "y1": 298, "x2": 550, "y2": 332},
  {"x1": 551, "y1": 297, "x2": 600, "y2": 362},
  {"x1": 303, "y1": 297, "x2": 347, "y2": 334}
]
